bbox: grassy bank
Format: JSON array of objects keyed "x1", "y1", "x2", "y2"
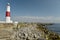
[{"x1": 37, "y1": 23, "x2": 60, "y2": 40}]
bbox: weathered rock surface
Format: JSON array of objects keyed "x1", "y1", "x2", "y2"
[
  {"x1": 0, "y1": 23, "x2": 46, "y2": 40},
  {"x1": 13, "y1": 25, "x2": 46, "y2": 40}
]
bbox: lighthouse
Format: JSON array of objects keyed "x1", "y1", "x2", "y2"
[
  {"x1": 6, "y1": 3, "x2": 12, "y2": 23},
  {"x1": 0, "y1": 3, "x2": 18, "y2": 23}
]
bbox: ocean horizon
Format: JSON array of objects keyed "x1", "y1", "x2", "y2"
[{"x1": 47, "y1": 23, "x2": 60, "y2": 34}]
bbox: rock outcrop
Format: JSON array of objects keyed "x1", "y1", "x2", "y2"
[{"x1": 0, "y1": 23, "x2": 46, "y2": 40}]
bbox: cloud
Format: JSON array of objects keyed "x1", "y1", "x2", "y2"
[{"x1": 12, "y1": 16, "x2": 60, "y2": 23}]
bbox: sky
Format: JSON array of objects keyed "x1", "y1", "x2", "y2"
[{"x1": 0, "y1": 0, "x2": 60, "y2": 23}]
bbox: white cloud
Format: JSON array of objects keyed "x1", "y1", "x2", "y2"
[{"x1": 12, "y1": 16, "x2": 60, "y2": 23}]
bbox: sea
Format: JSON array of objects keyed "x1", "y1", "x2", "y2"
[{"x1": 46, "y1": 23, "x2": 60, "y2": 34}]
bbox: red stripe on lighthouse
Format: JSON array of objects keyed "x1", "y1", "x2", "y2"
[{"x1": 6, "y1": 11, "x2": 10, "y2": 17}]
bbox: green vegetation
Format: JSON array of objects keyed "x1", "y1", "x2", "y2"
[{"x1": 37, "y1": 23, "x2": 60, "y2": 40}]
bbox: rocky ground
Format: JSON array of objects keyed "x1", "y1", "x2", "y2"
[
  {"x1": 13, "y1": 26, "x2": 45, "y2": 40},
  {"x1": 0, "y1": 23, "x2": 46, "y2": 40}
]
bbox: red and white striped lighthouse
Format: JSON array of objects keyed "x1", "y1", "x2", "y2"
[{"x1": 6, "y1": 3, "x2": 11, "y2": 23}]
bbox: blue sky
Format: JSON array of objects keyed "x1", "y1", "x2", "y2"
[{"x1": 0, "y1": 0, "x2": 60, "y2": 23}]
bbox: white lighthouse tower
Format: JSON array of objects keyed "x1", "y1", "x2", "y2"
[{"x1": 6, "y1": 3, "x2": 12, "y2": 23}]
